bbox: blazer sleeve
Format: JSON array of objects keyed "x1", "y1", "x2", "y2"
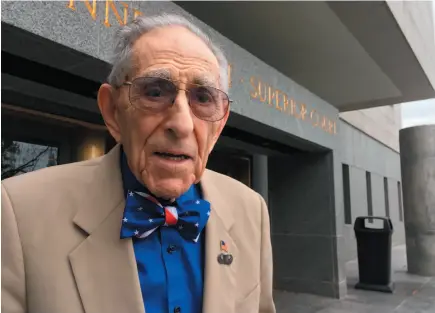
[
  {"x1": 2, "y1": 184, "x2": 27, "y2": 313},
  {"x1": 258, "y1": 194, "x2": 276, "y2": 313}
]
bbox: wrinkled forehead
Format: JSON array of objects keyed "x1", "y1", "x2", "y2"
[{"x1": 131, "y1": 26, "x2": 221, "y2": 87}]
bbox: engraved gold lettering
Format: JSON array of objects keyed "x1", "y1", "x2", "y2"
[
  {"x1": 328, "y1": 119, "x2": 335, "y2": 134},
  {"x1": 283, "y1": 93, "x2": 289, "y2": 113},
  {"x1": 300, "y1": 103, "x2": 307, "y2": 120},
  {"x1": 192, "y1": 64, "x2": 338, "y2": 135},
  {"x1": 259, "y1": 81, "x2": 267, "y2": 103},
  {"x1": 310, "y1": 109, "x2": 319, "y2": 127},
  {"x1": 133, "y1": 8, "x2": 143, "y2": 19},
  {"x1": 250, "y1": 77, "x2": 259, "y2": 99},
  {"x1": 274, "y1": 90, "x2": 282, "y2": 111},
  {"x1": 321, "y1": 116, "x2": 328, "y2": 132},
  {"x1": 267, "y1": 86, "x2": 274, "y2": 106},
  {"x1": 290, "y1": 99, "x2": 300, "y2": 118},
  {"x1": 67, "y1": 0, "x2": 97, "y2": 20},
  {"x1": 120, "y1": 1, "x2": 129, "y2": 25},
  {"x1": 104, "y1": 0, "x2": 125, "y2": 27},
  {"x1": 68, "y1": 0, "x2": 145, "y2": 25},
  {"x1": 67, "y1": 0, "x2": 76, "y2": 11}
]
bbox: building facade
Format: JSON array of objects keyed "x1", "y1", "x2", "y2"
[{"x1": 2, "y1": 1, "x2": 434, "y2": 299}]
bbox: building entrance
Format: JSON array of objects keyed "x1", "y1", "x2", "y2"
[
  {"x1": 207, "y1": 146, "x2": 252, "y2": 188},
  {"x1": 1, "y1": 104, "x2": 108, "y2": 180}
]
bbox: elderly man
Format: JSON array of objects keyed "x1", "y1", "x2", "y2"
[{"x1": 2, "y1": 14, "x2": 275, "y2": 313}]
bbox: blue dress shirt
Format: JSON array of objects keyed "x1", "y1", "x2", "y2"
[{"x1": 120, "y1": 151, "x2": 205, "y2": 313}]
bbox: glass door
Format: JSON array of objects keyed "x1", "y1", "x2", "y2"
[
  {"x1": 1, "y1": 139, "x2": 59, "y2": 180},
  {"x1": 1, "y1": 104, "x2": 107, "y2": 180}
]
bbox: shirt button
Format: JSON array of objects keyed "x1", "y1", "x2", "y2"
[
  {"x1": 167, "y1": 245, "x2": 177, "y2": 254},
  {"x1": 174, "y1": 307, "x2": 181, "y2": 313}
]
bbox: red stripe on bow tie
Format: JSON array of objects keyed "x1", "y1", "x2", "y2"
[{"x1": 165, "y1": 207, "x2": 178, "y2": 225}]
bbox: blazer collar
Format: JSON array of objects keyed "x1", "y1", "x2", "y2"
[
  {"x1": 200, "y1": 169, "x2": 235, "y2": 232},
  {"x1": 73, "y1": 144, "x2": 124, "y2": 235},
  {"x1": 70, "y1": 144, "x2": 144, "y2": 313},
  {"x1": 201, "y1": 170, "x2": 238, "y2": 313}
]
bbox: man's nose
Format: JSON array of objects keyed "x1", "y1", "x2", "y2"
[{"x1": 164, "y1": 92, "x2": 195, "y2": 139}]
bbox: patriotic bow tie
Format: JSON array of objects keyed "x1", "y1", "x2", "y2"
[{"x1": 120, "y1": 190, "x2": 211, "y2": 242}]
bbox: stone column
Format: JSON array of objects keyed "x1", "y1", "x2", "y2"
[
  {"x1": 252, "y1": 154, "x2": 268, "y2": 205},
  {"x1": 399, "y1": 125, "x2": 435, "y2": 276}
]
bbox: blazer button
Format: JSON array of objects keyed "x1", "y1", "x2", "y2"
[
  {"x1": 167, "y1": 245, "x2": 177, "y2": 254},
  {"x1": 174, "y1": 306, "x2": 181, "y2": 313}
]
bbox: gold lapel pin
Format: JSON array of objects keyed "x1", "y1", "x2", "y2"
[{"x1": 218, "y1": 240, "x2": 233, "y2": 265}]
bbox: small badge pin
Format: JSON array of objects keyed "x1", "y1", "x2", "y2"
[
  {"x1": 220, "y1": 240, "x2": 228, "y2": 253},
  {"x1": 218, "y1": 240, "x2": 233, "y2": 265}
]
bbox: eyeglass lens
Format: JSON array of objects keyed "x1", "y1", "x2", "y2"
[{"x1": 129, "y1": 77, "x2": 229, "y2": 121}]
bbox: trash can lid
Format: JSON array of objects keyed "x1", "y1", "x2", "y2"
[{"x1": 354, "y1": 216, "x2": 393, "y2": 232}]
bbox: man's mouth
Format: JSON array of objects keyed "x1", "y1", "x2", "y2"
[{"x1": 154, "y1": 152, "x2": 191, "y2": 161}]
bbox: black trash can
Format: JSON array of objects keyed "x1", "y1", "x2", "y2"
[{"x1": 354, "y1": 216, "x2": 394, "y2": 293}]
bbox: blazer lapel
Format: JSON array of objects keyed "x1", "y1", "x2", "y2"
[
  {"x1": 201, "y1": 170, "x2": 238, "y2": 313},
  {"x1": 69, "y1": 145, "x2": 144, "y2": 313}
]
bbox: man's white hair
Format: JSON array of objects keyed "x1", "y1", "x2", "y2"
[{"x1": 107, "y1": 14, "x2": 229, "y2": 93}]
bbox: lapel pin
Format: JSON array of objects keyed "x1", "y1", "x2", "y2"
[
  {"x1": 218, "y1": 240, "x2": 233, "y2": 265},
  {"x1": 220, "y1": 240, "x2": 228, "y2": 253}
]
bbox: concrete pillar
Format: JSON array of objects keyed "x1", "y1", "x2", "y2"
[
  {"x1": 399, "y1": 125, "x2": 435, "y2": 276},
  {"x1": 252, "y1": 154, "x2": 268, "y2": 205}
]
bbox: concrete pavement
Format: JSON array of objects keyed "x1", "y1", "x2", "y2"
[{"x1": 274, "y1": 245, "x2": 435, "y2": 313}]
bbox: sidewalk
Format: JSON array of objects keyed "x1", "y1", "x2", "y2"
[{"x1": 274, "y1": 245, "x2": 435, "y2": 313}]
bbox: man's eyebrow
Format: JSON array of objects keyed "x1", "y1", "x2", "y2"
[
  {"x1": 140, "y1": 69, "x2": 218, "y2": 87},
  {"x1": 192, "y1": 75, "x2": 218, "y2": 88},
  {"x1": 142, "y1": 68, "x2": 172, "y2": 79}
]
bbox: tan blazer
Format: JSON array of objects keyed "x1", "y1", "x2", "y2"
[{"x1": 2, "y1": 145, "x2": 275, "y2": 313}]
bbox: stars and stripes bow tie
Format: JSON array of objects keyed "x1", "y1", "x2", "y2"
[{"x1": 120, "y1": 190, "x2": 211, "y2": 242}]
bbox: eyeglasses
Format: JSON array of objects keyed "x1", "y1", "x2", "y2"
[{"x1": 122, "y1": 76, "x2": 231, "y2": 122}]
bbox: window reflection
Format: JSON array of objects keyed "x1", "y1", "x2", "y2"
[{"x1": 1, "y1": 139, "x2": 58, "y2": 180}]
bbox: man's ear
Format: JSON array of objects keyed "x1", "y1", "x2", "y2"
[
  {"x1": 209, "y1": 109, "x2": 230, "y2": 153},
  {"x1": 215, "y1": 108, "x2": 230, "y2": 140},
  {"x1": 98, "y1": 83, "x2": 121, "y2": 143}
]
